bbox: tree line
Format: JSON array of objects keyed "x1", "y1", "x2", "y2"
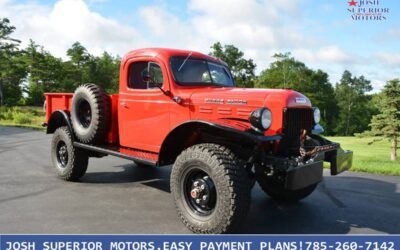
[
  {"x1": 1, "y1": 18, "x2": 399, "y2": 154},
  {"x1": 0, "y1": 18, "x2": 120, "y2": 108}
]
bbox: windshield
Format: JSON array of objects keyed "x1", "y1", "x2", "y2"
[{"x1": 170, "y1": 56, "x2": 235, "y2": 87}]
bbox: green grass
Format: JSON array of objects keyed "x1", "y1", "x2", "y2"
[
  {"x1": 0, "y1": 106, "x2": 45, "y2": 130},
  {"x1": 326, "y1": 136, "x2": 400, "y2": 176}
]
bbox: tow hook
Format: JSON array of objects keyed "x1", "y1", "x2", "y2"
[{"x1": 298, "y1": 129, "x2": 339, "y2": 163}]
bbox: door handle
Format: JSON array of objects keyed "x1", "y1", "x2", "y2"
[
  {"x1": 172, "y1": 96, "x2": 182, "y2": 104},
  {"x1": 120, "y1": 101, "x2": 127, "y2": 107}
]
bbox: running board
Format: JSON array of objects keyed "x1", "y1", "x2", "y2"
[{"x1": 73, "y1": 142, "x2": 157, "y2": 166}]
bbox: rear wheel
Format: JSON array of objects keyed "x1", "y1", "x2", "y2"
[
  {"x1": 171, "y1": 143, "x2": 251, "y2": 234},
  {"x1": 51, "y1": 126, "x2": 89, "y2": 181},
  {"x1": 255, "y1": 166, "x2": 317, "y2": 202}
]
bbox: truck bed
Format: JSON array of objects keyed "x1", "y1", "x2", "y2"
[{"x1": 44, "y1": 93, "x2": 120, "y2": 144}]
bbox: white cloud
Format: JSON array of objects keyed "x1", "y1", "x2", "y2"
[
  {"x1": 0, "y1": 0, "x2": 395, "y2": 92},
  {"x1": 0, "y1": 0, "x2": 142, "y2": 58},
  {"x1": 375, "y1": 52, "x2": 400, "y2": 66},
  {"x1": 375, "y1": 29, "x2": 400, "y2": 43},
  {"x1": 0, "y1": 0, "x2": 345, "y2": 64},
  {"x1": 293, "y1": 46, "x2": 352, "y2": 64},
  {"x1": 137, "y1": 0, "x2": 320, "y2": 75},
  {"x1": 186, "y1": 0, "x2": 308, "y2": 50}
]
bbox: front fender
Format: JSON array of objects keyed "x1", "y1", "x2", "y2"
[
  {"x1": 158, "y1": 119, "x2": 281, "y2": 166},
  {"x1": 209, "y1": 118, "x2": 282, "y2": 142}
]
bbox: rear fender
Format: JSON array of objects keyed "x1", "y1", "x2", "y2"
[{"x1": 46, "y1": 110, "x2": 74, "y2": 139}]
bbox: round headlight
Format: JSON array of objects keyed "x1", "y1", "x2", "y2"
[
  {"x1": 313, "y1": 107, "x2": 321, "y2": 124},
  {"x1": 250, "y1": 108, "x2": 272, "y2": 131},
  {"x1": 261, "y1": 109, "x2": 272, "y2": 129}
]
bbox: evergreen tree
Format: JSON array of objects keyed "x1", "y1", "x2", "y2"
[
  {"x1": 335, "y1": 70, "x2": 373, "y2": 135},
  {"x1": 365, "y1": 79, "x2": 400, "y2": 161},
  {"x1": 66, "y1": 42, "x2": 90, "y2": 85}
]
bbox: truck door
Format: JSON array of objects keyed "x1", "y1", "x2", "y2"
[{"x1": 118, "y1": 58, "x2": 172, "y2": 153}]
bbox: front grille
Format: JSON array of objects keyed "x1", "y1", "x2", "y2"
[{"x1": 282, "y1": 108, "x2": 313, "y2": 138}]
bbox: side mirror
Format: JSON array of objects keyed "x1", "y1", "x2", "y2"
[{"x1": 150, "y1": 81, "x2": 163, "y2": 88}]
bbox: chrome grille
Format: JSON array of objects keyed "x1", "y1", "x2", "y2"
[{"x1": 282, "y1": 108, "x2": 313, "y2": 138}]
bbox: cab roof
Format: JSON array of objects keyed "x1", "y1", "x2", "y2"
[{"x1": 123, "y1": 48, "x2": 227, "y2": 66}]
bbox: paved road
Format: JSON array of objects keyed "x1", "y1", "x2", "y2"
[{"x1": 0, "y1": 126, "x2": 399, "y2": 234}]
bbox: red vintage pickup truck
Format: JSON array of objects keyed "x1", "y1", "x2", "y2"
[{"x1": 44, "y1": 48, "x2": 353, "y2": 234}]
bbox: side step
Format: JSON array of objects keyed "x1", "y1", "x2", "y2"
[{"x1": 73, "y1": 142, "x2": 157, "y2": 166}]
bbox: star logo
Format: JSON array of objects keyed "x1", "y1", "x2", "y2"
[{"x1": 348, "y1": 0, "x2": 357, "y2": 6}]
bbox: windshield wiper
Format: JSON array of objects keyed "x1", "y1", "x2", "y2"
[{"x1": 178, "y1": 52, "x2": 192, "y2": 72}]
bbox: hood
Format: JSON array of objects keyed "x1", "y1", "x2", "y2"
[
  {"x1": 189, "y1": 87, "x2": 312, "y2": 111},
  {"x1": 188, "y1": 87, "x2": 312, "y2": 135}
]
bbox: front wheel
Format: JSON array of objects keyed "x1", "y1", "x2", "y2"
[
  {"x1": 256, "y1": 165, "x2": 318, "y2": 202},
  {"x1": 51, "y1": 126, "x2": 89, "y2": 181},
  {"x1": 170, "y1": 144, "x2": 251, "y2": 234}
]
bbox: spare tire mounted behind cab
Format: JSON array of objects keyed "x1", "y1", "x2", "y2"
[{"x1": 71, "y1": 83, "x2": 110, "y2": 144}]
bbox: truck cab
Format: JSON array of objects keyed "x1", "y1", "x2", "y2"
[{"x1": 44, "y1": 48, "x2": 353, "y2": 234}]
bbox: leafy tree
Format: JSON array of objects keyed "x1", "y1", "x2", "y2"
[
  {"x1": 363, "y1": 79, "x2": 400, "y2": 161},
  {"x1": 0, "y1": 22, "x2": 138, "y2": 105},
  {"x1": 209, "y1": 42, "x2": 256, "y2": 88},
  {"x1": 257, "y1": 53, "x2": 338, "y2": 134},
  {"x1": 0, "y1": 18, "x2": 26, "y2": 106},
  {"x1": 257, "y1": 52, "x2": 300, "y2": 89},
  {"x1": 23, "y1": 40, "x2": 66, "y2": 105},
  {"x1": 335, "y1": 70, "x2": 373, "y2": 135},
  {"x1": 67, "y1": 42, "x2": 90, "y2": 67},
  {"x1": 82, "y1": 52, "x2": 120, "y2": 92},
  {"x1": 65, "y1": 42, "x2": 120, "y2": 92}
]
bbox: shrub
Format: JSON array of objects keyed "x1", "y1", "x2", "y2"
[
  {"x1": 29, "y1": 108, "x2": 45, "y2": 117},
  {"x1": 13, "y1": 112, "x2": 33, "y2": 124},
  {"x1": 4, "y1": 109, "x2": 14, "y2": 120}
]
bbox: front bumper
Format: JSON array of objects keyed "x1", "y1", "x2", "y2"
[
  {"x1": 285, "y1": 154, "x2": 324, "y2": 190},
  {"x1": 325, "y1": 147, "x2": 353, "y2": 175},
  {"x1": 268, "y1": 145, "x2": 353, "y2": 191}
]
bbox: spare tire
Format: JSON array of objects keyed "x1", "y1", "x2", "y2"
[{"x1": 71, "y1": 84, "x2": 110, "y2": 144}]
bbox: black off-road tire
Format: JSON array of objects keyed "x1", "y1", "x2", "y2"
[
  {"x1": 71, "y1": 83, "x2": 110, "y2": 144},
  {"x1": 256, "y1": 167, "x2": 318, "y2": 202},
  {"x1": 171, "y1": 143, "x2": 251, "y2": 234},
  {"x1": 51, "y1": 126, "x2": 89, "y2": 181}
]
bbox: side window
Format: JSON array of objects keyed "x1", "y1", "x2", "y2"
[
  {"x1": 128, "y1": 61, "x2": 164, "y2": 89},
  {"x1": 149, "y1": 62, "x2": 163, "y2": 87}
]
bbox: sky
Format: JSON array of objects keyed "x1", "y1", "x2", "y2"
[{"x1": 1, "y1": 0, "x2": 399, "y2": 91}]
